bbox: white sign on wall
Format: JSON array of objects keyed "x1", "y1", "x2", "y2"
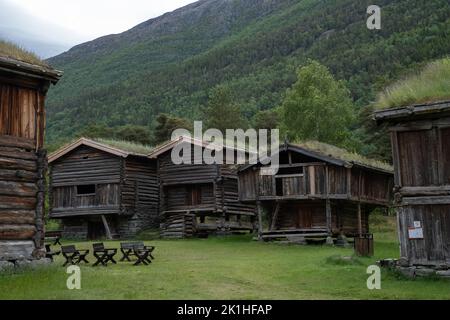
[{"x1": 408, "y1": 227, "x2": 424, "y2": 239}]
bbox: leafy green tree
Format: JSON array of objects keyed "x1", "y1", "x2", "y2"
[
  {"x1": 280, "y1": 60, "x2": 355, "y2": 148},
  {"x1": 116, "y1": 125, "x2": 152, "y2": 145},
  {"x1": 77, "y1": 123, "x2": 152, "y2": 145},
  {"x1": 77, "y1": 123, "x2": 114, "y2": 139},
  {"x1": 202, "y1": 85, "x2": 248, "y2": 132},
  {"x1": 153, "y1": 113, "x2": 193, "y2": 145},
  {"x1": 253, "y1": 109, "x2": 279, "y2": 131}
]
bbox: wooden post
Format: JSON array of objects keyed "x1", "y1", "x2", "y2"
[
  {"x1": 33, "y1": 149, "x2": 47, "y2": 257},
  {"x1": 326, "y1": 198, "x2": 332, "y2": 235},
  {"x1": 270, "y1": 201, "x2": 281, "y2": 231},
  {"x1": 101, "y1": 215, "x2": 112, "y2": 240},
  {"x1": 257, "y1": 201, "x2": 263, "y2": 240},
  {"x1": 357, "y1": 202, "x2": 362, "y2": 237}
]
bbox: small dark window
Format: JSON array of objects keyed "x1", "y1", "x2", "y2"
[{"x1": 77, "y1": 184, "x2": 96, "y2": 195}]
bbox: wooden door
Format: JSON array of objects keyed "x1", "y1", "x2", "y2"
[
  {"x1": 296, "y1": 208, "x2": 313, "y2": 228},
  {"x1": 88, "y1": 220, "x2": 105, "y2": 240}
]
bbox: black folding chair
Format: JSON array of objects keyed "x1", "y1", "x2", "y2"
[
  {"x1": 120, "y1": 242, "x2": 136, "y2": 262},
  {"x1": 92, "y1": 243, "x2": 117, "y2": 266},
  {"x1": 61, "y1": 245, "x2": 89, "y2": 266},
  {"x1": 120, "y1": 242, "x2": 155, "y2": 265},
  {"x1": 45, "y1": 244, "x2": 60, "y2": 262},
  {"x1": 131, "y1": 247, "x2": 152, "y2": 266}
]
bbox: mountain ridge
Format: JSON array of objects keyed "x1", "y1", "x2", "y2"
[{"x1": 46, "y1": 0, "x2": 450, "y2": 148}]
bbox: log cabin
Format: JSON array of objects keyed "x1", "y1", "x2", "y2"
[
  {"x1": 0, "y1": 46, "x2": 62, "y2": 262},
  {"x1": 149, "y1": 136, "x2": 257, "y2": 238},
  {"x1": 48, "y1": 138, "x2": 158, "y2": 240},
  {"x1": 374, "y1": 100, "x2": 450, "y2": 268},
  {"x1": 238, "y1": 141, "x2": 393, "y2": 242}
]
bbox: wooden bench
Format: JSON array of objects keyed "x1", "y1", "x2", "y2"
[{"x1": 45, "y1": 230, "x2": 62, "y2": 245}]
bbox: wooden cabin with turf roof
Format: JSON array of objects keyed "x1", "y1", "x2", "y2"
[
  {"x1": 373, "y1": 58, "x2": 450, "y2": 271},
  {"x1": 375, "y1": 101, "x2": 450, "y2": 268},
  {"x1": 238, "y1": 141, "x2": 394, "y2": 243},
  {"x1": 0, "y1": 41, "x2": 62, "y2": 263},
  {"x1": 149, "y1": 136, "x2": 257, "y2": 238},
  {"x1": 48, "y1": 138, "x2": 158, "y2": 240}
]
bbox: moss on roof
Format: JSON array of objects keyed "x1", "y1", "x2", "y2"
[
  {"x1": 0, "y1": 40, "x2": 49, "y2": 67},
  {"x1": 292, "y1": 140, "x2": 393, "y2": 172},
  {"x1": 374, "y1": 58, "x2": 450, "y2": 110},
  {"x1": 94, "y1": 138, "x2": 154, "y2": 155}
]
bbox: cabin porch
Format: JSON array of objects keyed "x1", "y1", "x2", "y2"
[
  {"x1": 258, "y1": 199, "x2": 372, "y2": 242},
  {"x1": 160, "y1": 208, "x2": 256, "y2": 238}
]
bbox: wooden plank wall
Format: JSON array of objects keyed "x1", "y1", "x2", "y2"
[
  {"x1": 397, "y1": 129, "x2": 435, "y2": 187},
  {"x1": 390, "y1": 119, "x2": 450, "y2": 267},
  {"x1": 273, "y1": 201, "x2": 369, "y2": 236},
  {"x1": 0, "y1": 84, "x2": 38, "y2": 141},
  {"x1": 51, "y1": 184, "x2": 120, "y2": 209},
  {"x1": 240, "y1": 163, "x2": 391, "y2": 203},
  {"x1": 398, "y1": 204, "x2": 450, "y2": 266}
]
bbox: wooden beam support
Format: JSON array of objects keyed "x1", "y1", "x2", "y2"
[
  {"x1": 326, "y1": 198, "x2": 332, "y2": 236},
  {"x1": 269, "y1": 202, "x2": 281, "y2": 231},
  {"x1": 357, "y1": 202, "x2": 362, "y2": 237},
  {"x1": 257, "y1": 201, "x2": 263, "y2": 240},
  {"x1": 101, "y1": 215, "x2": 112, "y2": 240}
]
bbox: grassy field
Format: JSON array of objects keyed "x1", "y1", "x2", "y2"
[{"x1": 1, "y1": 217, "x2": 449, "y2": 300}]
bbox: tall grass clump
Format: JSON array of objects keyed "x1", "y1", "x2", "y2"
[
  {"x1": 375, "y1": 58, "x2": 450, "y2": 109},
  {"x1": 0, "y1": 39, "x2": 47, "y2": 66}
]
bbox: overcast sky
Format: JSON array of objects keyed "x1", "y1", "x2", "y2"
[{"x1": 0, "y1": 0, "x2": 198, "y2": 57}]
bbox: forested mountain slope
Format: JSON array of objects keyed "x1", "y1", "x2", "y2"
[{"x1": 46, "y1": 0, "x2": 450, "y2": 146}]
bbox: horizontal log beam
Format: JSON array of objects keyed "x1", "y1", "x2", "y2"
[
  {"x1": 0, "y1": 224, "x2": 36, "y2": 240},
  {"x1": 0, "y1": 210, "x2": 35, "y2": 224},
  {"x1": 0, "y1": 135, "x2": 35, "y2": 150}
]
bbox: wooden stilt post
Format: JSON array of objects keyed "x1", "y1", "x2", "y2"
[
  {"x1": 257, "y1": 201, "x2": 263, "y2": 240},
  {"x1": 325, "y1": 165, "x2": 333, "y2": 245},
  {"x1": 357, "y1": 202, "x2": 362, "y2": 237},
  {"x1": 326, "y1": 198, "x2": 332, "y2": 234},
  {"x1": 325, "y1": 198, "x2": 333, "y2": 245},
  {"x1": 101, "y1": 215, "x2": 112, "y2": 240}
]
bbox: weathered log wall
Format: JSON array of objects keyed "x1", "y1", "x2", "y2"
[
  {"x1": 118, "y1": 157, "x2": 159, "y2": 238},
  {"x1": 389, "y1": 116, "x2": 450, "y2": 267},
  {"x1": 50, "y1": 146, "x2": 121, "y2": 187},
  {"x1": 158, "y1": 149, "x2": 256, "y2": 237},
  {"x1": 0, "y1": 138, "x2": 40, "y2": 259},
  {"x1": 49, "y1": 146, "x2": 159, "y2": 239},
  {"x1": 0, "y1": 82, "x2": 46, "y2": 260}
]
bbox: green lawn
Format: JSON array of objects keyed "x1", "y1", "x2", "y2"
[{"x1": 1, "y1": 227, "x2": 449, "y2": 300}]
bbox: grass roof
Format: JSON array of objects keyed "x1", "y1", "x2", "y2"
[
  {"x1": 94, "y1": 138, "x2": 154, "y2": 155},
  {"x1": 292, "y1": 140, "x2": 393, "y2": 172},
  {"x1": 0, "y1": 39, "x2": 48, "y2": 67},
  {"x1": 374, "y1": 58, "x2": 450, "y2": 110}
]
